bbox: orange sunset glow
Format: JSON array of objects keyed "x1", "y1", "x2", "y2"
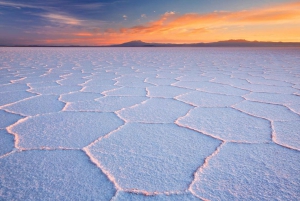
[
  {"x1": 40, "y1": 1, "x2": 300, "y2": 46},
  {"x1": 0, "y1": 0, "x2": 300, "y2": 45}
]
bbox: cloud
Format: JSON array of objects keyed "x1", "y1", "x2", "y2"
[
  {"x1": 0, "y1": 1, "x2": 55, "y2": 11},
  {"x1": 164, "y1": 11, "x2": 176, "y2": 16},
  {"x1": 74, "y1": 32, "x2": 94, "y2": 37},
  {"x1": 40, "y1": 13, "x2": 83, "y2": 25},
  {"x1": 141, "y1": 14, "x2": 146, "y2": 18},
  {"x1": 119, "y1": 1, "x2": 300, "y2": 36},
  {"x1": 21, "y1": 1, "x2": 300, "y2": 45},
  {"x1": 73, "y1": 3, "x2": 104, "y2": 10}
]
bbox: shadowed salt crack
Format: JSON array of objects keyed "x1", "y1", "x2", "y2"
[{"x1": 188, "y1": 142, "x2": 225, "y2": 199}]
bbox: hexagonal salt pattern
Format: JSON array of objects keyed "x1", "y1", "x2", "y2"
[
  {"x1": 118, "y1": 98, "x2": 193, "y2": 123},
  {"x1": 1, "y1": 47, "x2": 300, "y2": 200},
  {"x1": 65, "y1": 96, "x2": 148, "y2": 112},
  {"x1": 3, "y1": 95, "x2": 65, "y2": 116},
  {"x1": 177, "y1": 107, "x2": 271, "y2": 142},
  {"x1": 88, "y1": 123, "x2": 221, "y2": 192},
  {"x1": 9, "y1": 112, "x2": 123, "y2": 149},
  {"x1": 233, "y1": 100, "x2": 300, "y2": 121},
  {"x1": 244, "y1": 92, "x2": 300, "y2": 105},
  {"x1": 147, "y1": 86, "x2": 191, "y2": 98},
  {"x1": 176, "y1": 91, "x2": 244, "y2": 107},
  {"x1": 191, "y1": 143, "x2": 300, "y2": 200},
  {"x1": 0, "y1": 91, "x2": 35, "y2": 107},
  {"x1": 0, "y1": 150, "x2": 116, "y2": 200}
]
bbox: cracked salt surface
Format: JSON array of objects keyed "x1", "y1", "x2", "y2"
[
  {"x1": 177, "y1": 107, "x2": 272, "y2": 142},
  {"x1": 9, "y1": 112, "x2": 123, "y2": 149},
  {"x1": 1, "y1": 47, "x2": 300, "y2": 200},
  {"x1": 87, "y1": 123, "x2": 220, "y2": 192},
  {"x1": 118, "y1": 98, "x2": 193, "y2": 123},
  {"x1": 191, "y1": 143, "x2": 300, "y2": 200},
  {"x1": 3, "y1": 95, "x2": 65, "y2": 116},
  {"x1": 0, "y1": 150, "x2": 116, "y2": 200}
]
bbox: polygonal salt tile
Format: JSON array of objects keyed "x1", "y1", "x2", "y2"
[
  {"x1": 104, "y1": 87, "x2": 147, "y2": 96},
  {"x1": 173, "y1": 81, "x2": 249, "y2": 96},
  {"x1": 3, "y1": 95, "x2": 65, "y2": 116},
  {"x1": 0, "y1": 83, "x2": 29, "y2": 93},
  {"x1": 177, "y1": 107, "x2": 271, "y2": 142},
  {"x1": 156, "y1": 73, "x2": 180, "y2": 79},
  {"x1": 60, "y1": 92, "x2": 103, "y2": 102},
  {"x1": 9, "y1": 112, "x2": 123, "y2": 149},
  {"x1": 13, "y1": 76, "x2": 59, "y2": 84},
  {"x1": 245, "y1": 92, "x2": 300, "y2": 105},
  {"x1": 28, "y1": 81, "x2": 60, "y2": 88},
  {"x1": 273, "y1": 121, "x2": 300, "y2": 150},
  {"x1": 246, "y1": 76, "x2": 292, "y2": 86},
  {"x1": 238, "y1": 83, "x2": 297, "y2": 94},
  {"x1": 86, "y1": 73, "x2": 118, "y2": 80},
  {"x1": 0, "y1": 91, "x2": 35, "y2": 106},
  {"x1": 29, "y1": 85, "x2": 82, "y2": 95},
  {"x1": 147, "y1": 86, "x2": 191, "y2": 98},
  {"x1": 212, "y1": 77, "x2": 249, "y2": 87},
  {"x1": 0, "y1": 129, "x2": 14, "y2": 156},
  {"x1": 82, "y1": 85, "x2": 120, "y2": 94},
  {"x1": 177, "y1": 91, "x2": 243, "y2": 107},
  {"x1": 145, "y1": 77, "x2": 177, "y2": 86},
  {"x1": 234, "y1": 101, "x2": 300, "y2": 121},
  {"x1": 118, "y1": 98, "x2": 193, "y2": 123},
  {"x1": 65, "y1": 96, "x2": 148, "y2": 112},
  {"x1": 57, "y1": 77, "x2": 87, "y2": 85},
  {"x1": 191, "y1": 143, "x2": 300, "y2": 200},
  {"x1": 0, "y1": 150, "x2": 116, "y2": 200},
  {"x1": 0, "y1": 110, "x2": 23, "y2": 128},
  {"x1": 177, "y1": 75, "x2": 211, "y2": 82},
  {"x1": 81, "y1": 79, "x2": 116, "y2": 86},
  {"x1": 113, "y1": 191, "x2": 201, "y2": 201},
  {"x1": 115, "y1": 76, "x2": 145, "y2": 83},
  {"x1": 88, "y1": 123, "x2": 221, "y2": 192},
  {"x1": 116, "y1": 81, "x2": 154, "y2": 88}
]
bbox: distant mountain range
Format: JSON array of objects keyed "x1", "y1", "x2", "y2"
[
  {"x1": 2, "y1": 40, "x2": 300, "y2": 47},
  {"x1": 110, "y1": 40, "x2": 300, "y2": 47}
]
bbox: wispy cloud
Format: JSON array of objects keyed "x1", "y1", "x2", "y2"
[
  {"x1": 0, "y1": 1, "x2": 51, "y2": 10},
  {"x1": 73, "y1": 3, "x2": 104, "y2": 10},
  {"x1": 40, "y1": 13, "x2": 83, "y2": 25}
]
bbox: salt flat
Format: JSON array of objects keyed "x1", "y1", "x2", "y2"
[{"x1": 0, "y1": 47, "x2": 300, "y2": 200}]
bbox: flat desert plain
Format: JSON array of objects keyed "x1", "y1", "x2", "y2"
[{"x1": 0, "y1": 47, "x2": 300, "y2": 200}]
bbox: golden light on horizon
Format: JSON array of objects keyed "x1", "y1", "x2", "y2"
[{"x1": 36, "y1": 1, "x2": 300, "y2": 45}]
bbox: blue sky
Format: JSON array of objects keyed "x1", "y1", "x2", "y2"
[{"x1": 0, "y1": 0, "x2": 299, "y2": 45}]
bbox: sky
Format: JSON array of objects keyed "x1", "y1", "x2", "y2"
[{"x1": 0, "y1": 0, "x2": 300, "y2": 45}]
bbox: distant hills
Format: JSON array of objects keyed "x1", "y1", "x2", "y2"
[
  {"x1": 110, "y1": 39, "x2": 300, "y2": 47},
  {"x1": 1, "y1": 39, "x2": 300, "y2": 47}
]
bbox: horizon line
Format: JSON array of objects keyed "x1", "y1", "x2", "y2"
[{"x1": 2, "y1": 39, "x2": 300, "y2": 47}]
